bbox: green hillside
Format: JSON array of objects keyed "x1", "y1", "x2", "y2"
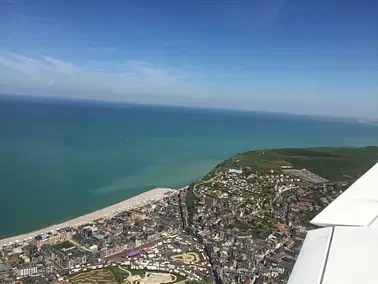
[{"x1": 204, "y1": 146, "x2": 378, "y2": 181}]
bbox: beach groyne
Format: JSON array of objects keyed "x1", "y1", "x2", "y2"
[{"x1": 0, "y1": 187, "x2": 176, "y2": 247}]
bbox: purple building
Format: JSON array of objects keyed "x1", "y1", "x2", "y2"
[{"x1": 127, "y1": 249, "x2": 141, "y2": 257}]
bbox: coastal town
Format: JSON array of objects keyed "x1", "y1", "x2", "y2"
[
  {"x1": 181, "y1": 166, "x2": 349, "y2": 283},
  {"x1": 0, "y1": 188, "x2": 213, "y2": 284},
  {"x1": 0, "y1": 162, "x2": 352, "y2": 283}
]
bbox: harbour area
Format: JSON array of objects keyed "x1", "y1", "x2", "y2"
[{"x1": 0, "y1": 187, "x2": 177, "y2": 247}]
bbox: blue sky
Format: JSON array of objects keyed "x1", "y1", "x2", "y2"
[{"x1": 0, "y1": 0, "x2": 377, "y2": 118}]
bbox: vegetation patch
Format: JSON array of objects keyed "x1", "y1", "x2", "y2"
[
  {"x1": 170, "y1": 251, "x2": 201, "y2": 264},
  {"x1": 54, "y1": 241, "x2": 75, "y2": 250},
  {"x1": 68, "y1": 268, "x2": 117, "y2": 284},
  {"x1": 204, "y1": 146, "x2": 378, "y2": 181}
]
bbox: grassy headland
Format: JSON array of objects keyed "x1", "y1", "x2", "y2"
[
  {"x1": 203, "y1": 146, "x2": 378, "y2": 181},
  {"x1": 185, "y1": 146, "x2": 378, "y2": 218}
]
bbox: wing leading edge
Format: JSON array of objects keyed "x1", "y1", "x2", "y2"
[
  {"x1": 288, "y1": 226, "x2": 378, "y2": 284},
  {"x1": 288, "y1": 162, "x2": 378, "y2": 284}
]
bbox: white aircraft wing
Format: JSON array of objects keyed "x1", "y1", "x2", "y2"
[
  {"x1": 287, "y1": 227, "x2": 333, "y2": 284},
  {"x1": 288, "y1": 162, "x2": 378, "y2": 284},
  {"x1": 311, "y1": 162, "x2": 378, "y2": 227}
]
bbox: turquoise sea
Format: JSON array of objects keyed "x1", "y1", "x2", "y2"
[{"x1": 1, "y1": 96, "x2": 378, "y2": 238}]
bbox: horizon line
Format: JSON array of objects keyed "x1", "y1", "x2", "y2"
[{"x1": 0, "y1": 92, "x2": 376, "y2": 122}]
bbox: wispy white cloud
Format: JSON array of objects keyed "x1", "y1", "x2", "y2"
[
  {"x1": 0, "y1": 51, "x2": 200, "y2": 102},
  {"x1": 43, "y1": 56, "x2": 81, "y2": 74}
]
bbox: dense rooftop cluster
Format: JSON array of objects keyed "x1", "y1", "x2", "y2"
[
  {"x1": 182, "y1": 167, "x2": 350, "y2": 283},
  {"x1": 0, "y1": 191, "x2": 212, "y2": 283}
]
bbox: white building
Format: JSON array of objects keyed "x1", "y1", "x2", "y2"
[
  {"x1": 89, "y1": 245, "x2": 98, "y2": 253},
  {"x1": 17, "y1": 263, "x2": 38, "y2": 278},
  {"x1": 229, "y1": 168, "x2": 243, "y2": 174}
]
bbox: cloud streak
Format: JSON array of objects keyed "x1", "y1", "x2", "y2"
[{"x1": 0, "y1": 51, "x2": 199, "y2": 102}]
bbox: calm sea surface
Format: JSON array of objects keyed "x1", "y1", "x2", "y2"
[{"x1": 1, "y1": 96, "x2": 378, "y2": 237}]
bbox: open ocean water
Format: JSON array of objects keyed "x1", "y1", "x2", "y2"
[{"x1": 1, "y1": 96, "x2": 378, "y2": 238}]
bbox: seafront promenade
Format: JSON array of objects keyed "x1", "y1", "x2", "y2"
[{"x1": 0, "y1": 187, "x2": 176, "y2": 247}]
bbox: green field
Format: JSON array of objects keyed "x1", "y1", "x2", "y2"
[
  {"x1": 54, "y1": 241, "x2": 75, "y2": 250},
  {"x1": 68, "y1": 268, "x2": 118, "y2": 284},
  {"x1": 113, "y1": 267, "x2": 186, "y2": 283},
  {"x1": 69, "y1": 267, "x2": 186, "y2": 284}
]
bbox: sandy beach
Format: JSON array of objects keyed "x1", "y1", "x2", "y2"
[{"x1": 0, "y1": 187, "x2": 177, "y2": 247}]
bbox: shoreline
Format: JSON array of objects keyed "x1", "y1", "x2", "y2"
[{"x1": 0, "y1": 187, "x2": 179, "y2": 247}]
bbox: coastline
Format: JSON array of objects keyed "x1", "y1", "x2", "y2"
[
  {"x1": 2, "y1": 98, "x2": 378, "y2": 242},
  {"x1": 0, "y1": 187, "x2": 178, "y2": 247}
]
